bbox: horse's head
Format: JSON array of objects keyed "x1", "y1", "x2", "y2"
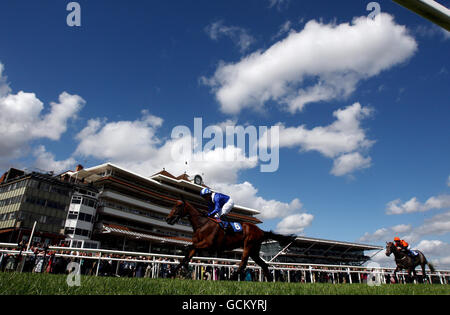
[
  {"x1": 166, "y1": 199, "x2": 188, "y2": 225},
  {"x1": 385, "y1": 242, "x2": 395, "y2": 256}
]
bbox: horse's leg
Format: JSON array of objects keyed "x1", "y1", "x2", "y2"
[
  {"x1": 407, "y1": 269, "x2": 413, "y2": 284},
  {"x1": 172, "y1": 245, "x2": 196, "y2": 277},
  {"x1": 251, "y1": 254, "x2": 272, "y2": 282},
  {"x1": 250, "y1": 244, "x2": 272, "y2": 282},
  {"x1": 412, "y1": 269, "x2": 418, "y2": 284},
  {"x1": 393, "y1": 267, "x2": 400, "y2": 284},
  {"x1": 421, "y1": 263, "x2": 427, "y2": 284},
  {"x1": 236, "y1": 245, "x2": 251, "y2": 281}
]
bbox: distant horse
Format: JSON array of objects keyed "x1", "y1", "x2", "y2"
[
  {"x1": 165, "y1": 198, "x2": 295, "y2": 281},
  {"x1": 385, "y1": 242, "x2": 435, "y2": 283}
]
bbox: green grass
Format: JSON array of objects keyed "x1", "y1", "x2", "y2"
[{"x1": 0, "y1": 272, "x2": 448, "y2": 295}]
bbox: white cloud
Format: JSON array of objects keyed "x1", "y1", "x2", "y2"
[
  {"x1": 203, "y1": 13, "x2": 417, "y2": 115},
  {"x1": 413, "y1": 211, "x2": 450, "y2": 239},
  {"x1": 359, "y1": 224, "x2": 413, "y2": 243},
  {"x1": 259, "y1": 102, "x2": 374, "y2": 176},
  {"x1": 386, "y1": 194, "x2": 450, "y2": 215},
  {"x1": 75, "y1": 115, "x2": 258, "y2": 184},
  {"x1": 330, "y1": 152, "x2": 371, "y2": 177},
  {"x1": 415, "y1": 240, "x2": 450, "y2": 268},
  {"x1": 360, "y1": 211, "x2": 450, "y2": 245},
  {"x1": 415, "y1": 24, "x2": 450, "y2": 41},
  {"x1": 0, "y1": 63, "x2": 11, "y2": 97},
  {"x1": 0, "y1": 63, "x2": 84, "y2": 167},
  {"x1": 205, "y1": 20, "x2": 255, "y2": 53},
  {"x1": 415, "y1": 240, "x2": 450, "y2": 256},
  {"x1": 213, "y1": 181, "x2": 304, "y2": 220},
  {"x1": 275, "y1": 213, "x2": 314, "y2": 235},
  {"x1": 33, "y1": 145, "x2": 76, "y2": 174},
  {"x1": 273, "y1": 20, "x2": 293, "y2": 40},
  {"x1": 370, "y1": 250, "x2": 395, "y2": 267},
  {"x1": 268, "y1": 0, "x2": 290, "y2": 11},
  {"x1": 75, "y1": 111, "x2": 163, "y2": 163}
]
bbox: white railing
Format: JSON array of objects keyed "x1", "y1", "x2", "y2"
[{"x1": 0, "y1": 243, "x2": 448, "y2": 284}]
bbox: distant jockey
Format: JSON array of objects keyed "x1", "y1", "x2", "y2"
[
  {"x1": 200, "y1": 188, "x2": 234, "y2": 221},
  {"x1": 394, "y1": 237, "x2": 415, "y2": 258}
]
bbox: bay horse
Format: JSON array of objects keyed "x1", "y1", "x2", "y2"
[
  {"x1": 165, "y1": 198, "x2": 295, "y2": 281},
  {"x1": 385, "y1": 242, "x2": 435, "y2": 283}
]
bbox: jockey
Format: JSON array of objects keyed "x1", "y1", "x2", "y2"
[
  {"x1": 394, "y1": 237, "x2": 414, "y2": 257},
  {"x1": 200, "y1": 188, "x2": 234, "y2": 221}
]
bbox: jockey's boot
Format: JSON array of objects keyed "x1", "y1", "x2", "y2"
[{"x1": 223, "y1": 221, "x2": 233, "y2": 234}]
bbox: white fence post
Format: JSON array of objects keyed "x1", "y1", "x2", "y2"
[
  {"x1": 347, "y1": 268, "x2": 352, "y2": 284},
  {"x1": 95, "y1": 253, "x2": 102, "y2": 276}
]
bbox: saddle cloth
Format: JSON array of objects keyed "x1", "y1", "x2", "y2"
[{"x1": 209, "y1": 218, "x2": 243, "y2": 233}]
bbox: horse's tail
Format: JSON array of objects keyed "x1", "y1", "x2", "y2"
[{"x1": 263, "y1": 231, "x2": 296, "y2": 247}]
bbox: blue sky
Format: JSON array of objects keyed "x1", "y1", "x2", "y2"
[{"x1": 0, "y1": 0, "x2": 449, "y2": 266}]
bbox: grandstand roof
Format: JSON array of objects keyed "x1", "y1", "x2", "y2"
[
  {"x1": 268, "y1": 236, "x2": 384, "y2": 250},
  {"x1": 293, "y1": 236, "x2": 382, "y2": 250}
]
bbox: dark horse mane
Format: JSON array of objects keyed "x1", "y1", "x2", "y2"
[{"x1": 166, "y1": 198, "x2": 296, "y2": 281}]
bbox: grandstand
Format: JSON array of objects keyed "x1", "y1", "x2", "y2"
[{"x1": 261, "y1": 237, "x2": 381, "y2": 266}]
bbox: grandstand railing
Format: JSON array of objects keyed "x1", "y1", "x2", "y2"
[{"x1": 0, "y1": 243, "x2": 448, "y2": 285}]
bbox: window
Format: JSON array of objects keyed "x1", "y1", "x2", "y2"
[
  {"x1": 28, "y1": 180, "x2": 39, "y2": 189},
  {"x1": 40, "y1": 183, "x2": 51, "y2": 192},
  {"x1": 67, "y1": 211, "x2": 78, "y2": 220},
  {"x1": 84, "y1": 242, "x2": 98, "y2": 249},
  {"x1": 64, "y1": 227, "x2": 75, "y2": 235},
  {"x1": 74, "y1": 228, "x2": 90, "y2": 237},
  {"x1": 71, "y1": 196, "x2": 82, "y2": 204},
  {"x1": 72, "y1": 240, "x2": 82, "y2": 248},
  {"x1": 82, "y1": 197, "x2": 97, "y2": 208},
  {"x1": 78, "y1": 212, "x2": 93, "y2": 223},
  {"x1": 0, "y1": 195, "x2": 23, "y2": 207},
  {"x1": 36, "y1": 199, "x2": 46, "y2": 207},
  {"x1": 25, "y1": 195, "x2": 36, "y2": 204}
]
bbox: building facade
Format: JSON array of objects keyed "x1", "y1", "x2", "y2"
[{"x1": 0, "y1": 168, "x2": 96, "y2": 245}]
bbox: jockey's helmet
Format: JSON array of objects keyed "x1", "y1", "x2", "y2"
[
  {"x1": 200, "y1": 188, "x2": 212, "y2": 196},
  {"x1": 394, "y1": 237, "x2": 400, "y2": 241}
]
